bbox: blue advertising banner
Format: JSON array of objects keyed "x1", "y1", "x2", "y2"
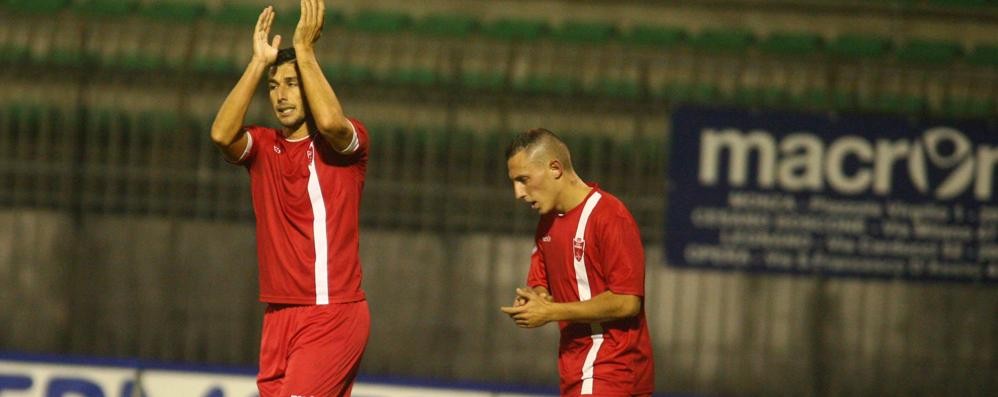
[{"x1": 665, "y1": 105, "x2": 998, "y2": 282}]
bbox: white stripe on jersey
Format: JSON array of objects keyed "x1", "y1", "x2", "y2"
[
  {"x1": 307, "y1": 142, "x2": 330, "y2": 305},
  {"x1": 573, "y1": 191, "x2": 603, "y2": 394}
]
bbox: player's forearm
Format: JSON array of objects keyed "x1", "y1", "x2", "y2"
[
  {"x1": 548, "y1": 291, "x2": 641, "y2": 324},
  {"x1": 293, "y1": 48, "x2": 352, "y2": 147},
  {"x1": 211, "y1": 58, "x2": 269, "y2": 147}
]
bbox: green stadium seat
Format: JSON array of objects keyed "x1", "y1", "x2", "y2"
[
  {"x1": 482, "y1": 18, "x2": 549, "y2": 41},
  {"x1": 734, "y1": 86, "x2": 786, "y2": 107},
  {"x1": 799, "y1": 88, "x2": 853, "y2": 110},
  {"x1": 659, "y1": 82, "x2": 718, "y2": 103},
  {"x1": 460, "y1": 71, "x2": 504, "y2": 91},
  {"x1": 118, "y1": 53, "x2": 165, "y2": 71},
  {"x1": 927, "y1": 0, "x2": 990, "y2": 7},
  {"x1": 209, "y1": 3, "x2": 264, "y2": 26},
  {"x1": 47, "y1": 47, "x2": 89, "y2": 67},
  {"x1": 689, "y1": 28, "x2": 754, "y2": 53},
  {"x1": 389, "y1": 68, "x2": 438, "y2": 87},
  {"x1": 193, "y1": 55, "x2": 236, "y2": 74},
  {"x1": 345, "y1": 65, "x2": 374, "y2": 83},
  {"x1": 0, "y1": 44, "x2": 30, "y2": 64},
  {"x1": 877, "y1": 93, "x2": 925, "y2": 114},
  {"x1": 413, "y1": 14, "x2": 477, "y2": 38},
  {"x1": 553, "y1": 21, "x2": 616, "y2": 44},
  {"x1": 514, "y1": 75, "x2": 575, "y2": 96},
  {"x1": 829, "y1": 34, "x2": 891, "y2": 59},
  {"x1": 595, "y1": 78, "x2": 641, "y2": 99},
  {"x1": 71, "y1": 0, "x2": 135, "y2": 18},
  {"x1": 347, "y1": 10, "x2": 411, "y2": 34},
  {"x1": 967, "y1": 44, "x2": 998, "y2": 67},
  {"x1": 622, "y1": 25, "x2": 685, "y2": 48},
  {"x1": 941, "y1": 96, "x2": 993, "y2": 118},
  {"x1": 896, "y1": 39, "x2": 962, "y2": 64},
  {"x1": 138, "y1": 1, "x2": 204, "y2": 23},
  {"x1": 3, "y1": 0, "x2": 68, "y2": 14},
  {"x1": 760, "y1": 32, "x2": 823, "y2": 56}
]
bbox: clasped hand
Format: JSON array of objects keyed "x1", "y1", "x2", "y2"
[{"x1": 500, "y1": 288, "x2": 555, "y2": 328}]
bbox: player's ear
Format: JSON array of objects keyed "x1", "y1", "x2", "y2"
[{"x1": 549, "y1": 159, "x2": 564, "y2": 179}]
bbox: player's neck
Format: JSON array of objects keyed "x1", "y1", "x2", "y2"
[
  {"x1": 283, "y1": 122, "x2": 311, "y2": 141},
  {"x1": 555, "y1": 175, "x2": 592, "y2": 214}
]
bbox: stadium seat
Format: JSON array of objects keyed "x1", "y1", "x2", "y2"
[
  {"x1": 967, "y1": 44, "x2": 998, "y2": 67},
  {"x1": 553, "y1": 21, "x2": 616, "y2": 44},
  {"x1": 71, "y1": 0, "x2": 135, "y2": 17},
  {"x1": 138, "y1": 1, "x2": 204, "y2": 22},
  {"x1": 2, "y1": 0, "x2": 68, "y2": 14},
  {"x1": 208, "y1": 3, "x2": 263, "y2": 26},
  {"x1": 941, "y1": 96, "x2": 993, "y2": 118},
  {"x1": 595, "y1": 78, "x2": 641, "y2": 99},
  {"x1": 413, "y1": 14, "x2": 477, "y2": 38},
  {"x1": 513, "y1": 75, "x2": 576, "y2": 96},
  {"x1": 828, "y1": 34, "x2": 891, "y2": 59},
  {"x1": 622, "y1": 25, "x2": 685, "y2": 48},
  {"x1": 482, "y1": 18, "x2": 549, "y2": 41},
  {"x1": 460, "y1": 71, "x2": 505, "y2": 91},
  {"x1": 759, "y1": 31, "x2": 823, "y2": 57},
  {"x1": 0, "y1": 44, "x2": 30, "y2": 65},
  {"x1": 346, "y1": 9, "x2": 411, "y2": 34},
  {"x1": 689, "y1": 28, "x2": 754, "y2": 53},
  {"x1": 734, "y1": 86, "x2": 786, "y2": 108},
  {"x1": 896, "y1": 39, "x2": 962, "y2": 64}
]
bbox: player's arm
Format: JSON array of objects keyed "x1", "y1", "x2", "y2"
[
  {"x1": 501, "y1": 288, "x2": 640, "y2": 328},
  {"x1": 211, "y1": 6, "x2": 281, "y2": 161},
  {"x1": 293, "y1": 0, "x2": 355, "y2": 153}
]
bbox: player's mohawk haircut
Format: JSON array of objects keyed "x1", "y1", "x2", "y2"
[{"x1": 505, "y1": 128, "x2": 560, "y2": 159}]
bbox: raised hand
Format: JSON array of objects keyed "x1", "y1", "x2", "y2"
[
  {"x1": 293, "y1": 0, "x2": 325, "y2": 49},
  {"x1": 252, "y1": 6, "x2": 282, "y2": 64}
]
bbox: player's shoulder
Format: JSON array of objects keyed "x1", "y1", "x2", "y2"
[
  {"x1": 593, "y1": 189, "x2": 637, "y2": 222},
  {"x1": 245, "y1": 125, "x2": 281, "y2": 143}
]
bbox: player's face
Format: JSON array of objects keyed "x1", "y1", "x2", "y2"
[
  {"x1": 507, "y1": 150, "x2": 558, "y2": 215},
  {"x1": 268, "y1": 62, "x2": 307, "y2": 129}
]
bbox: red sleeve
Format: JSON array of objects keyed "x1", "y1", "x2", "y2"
[
  {"x1": 597, "y1": 209, "x2": 645, "y2": 297},
  {"x1": 348, "y1": 118, "x2": 369, "y2": 156},
  {"x1": 231, "y1": 125, "x2": 266, "y2": 165},
  {"x1": 526, "y1": 243, "x2": 548, "y2": 290}
]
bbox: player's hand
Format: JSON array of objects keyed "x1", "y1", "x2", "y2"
[
  {"x1": 512, "y1": 287, "x2": 551, "y2": 306},
  {"x1": 293, "y1": 0, "x2": 325, "y2": 50},
  {"x1": 500, "y1": 288, "x2": 553, "y2": 328},
  {"x1": 252, "y1": 6, "x2": 281, "y2": 65}
]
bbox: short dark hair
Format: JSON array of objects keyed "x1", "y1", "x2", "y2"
[
  {"x1": 275, "y1": 47, "x2": 297, "y2": 66},
  {"x1": 505, "y1": 128, "x2": 574, "y2": 170}
]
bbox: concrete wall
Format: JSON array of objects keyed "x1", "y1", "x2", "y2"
[{"x1": 1, "y1": 209, "x2": 994, "y2": 396}]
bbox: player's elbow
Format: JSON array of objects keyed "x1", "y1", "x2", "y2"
[
  {"x1": 210, "y1": 126, "x2": 237, "y2": 148},
  {"x1": 316, "y1": 118, "x2": 352, "y2": 141},
  {"x1": 614, "y1": 295, "x2": 642, "y2": 319}
]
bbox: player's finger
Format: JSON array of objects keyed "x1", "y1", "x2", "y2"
[
  {"x1": 500, "y1": 305, "x2": 523, "y2": 314},
  {"x1": 255, "y1": 6, "x2": 268, "y2": 31},
  {"x1": 263, "y1": 7, "x2": 274, "y2": 32},
  {"x1": 271, "y1": 34, "x2": 282, "y2": 49},
  {"x1": 515, "y1": 288, "x2": 536, "y2": 299}
]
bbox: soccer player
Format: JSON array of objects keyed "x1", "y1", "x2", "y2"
[
  {"x1": 501, "y1": 128, "x2": 655, "y2": 396},
  {"x1": 209, "y1": 1, "x2": 369, "y2": 396}
]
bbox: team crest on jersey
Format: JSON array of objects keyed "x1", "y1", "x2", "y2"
[
  {"x1": 273, "y1": 145, "x2": 282, "y2": 154},
  {"x1": 573, "y1": 237, "x2": 585, "y2": 262}
]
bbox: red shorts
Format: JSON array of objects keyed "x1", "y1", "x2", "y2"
[{"x1": 257, "y1": 300, "x2": 370, "y2": 397}]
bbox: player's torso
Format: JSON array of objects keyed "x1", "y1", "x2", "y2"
[{"x1": 249, "y1": 130, "x2": 366, "y2": 304}]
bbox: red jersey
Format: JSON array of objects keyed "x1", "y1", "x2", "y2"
[
  {"x1": 235, "y1": 119, "x2": 367, "y2": 305},
  {"x1": 527, "y1": 184, "x2": 655, "y2": 396}
]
